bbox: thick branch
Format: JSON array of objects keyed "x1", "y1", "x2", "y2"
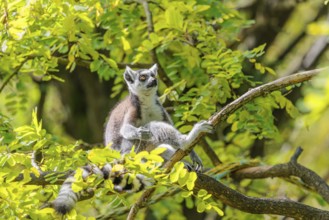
[
  {"x1": 99, "y1": 172, "x2": 329, "y2": 219},
  {"x1": 233, "y1": 147, "x2": 329, "y2": 203},
  {"x1": 195, "y1": 173, "x2": 329, "y2": 219}
]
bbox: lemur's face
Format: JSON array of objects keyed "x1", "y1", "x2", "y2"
[{"x1": 124, "y1": 64, "x2": 158, "y2": 96}]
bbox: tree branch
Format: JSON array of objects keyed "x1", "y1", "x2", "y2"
[
  {"x1": 128, "y1": 67, "x2": 329, "y2": 219},
  {"x1": 0, "y1": 59, "x2": 27, "y2": 94},
  {"x1": 200, "y1": 139, "x2": 222, "y2": 166},
  {"x1": 14, "y1": 170, "x2": 73, "y2": 185},
  {"x1": 99, "y1": 168, "x2": 329, "y2": 219},
  {"x1": 232, "y1": 147, "x2": 329, "y2": 203},
  {"x1": 195, "y1": 173, "x2": 329, "y2": 219}
]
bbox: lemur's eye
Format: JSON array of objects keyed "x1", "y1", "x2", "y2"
[{"x1": 139, "y1": 75, "x2": 147, "y2": 81}]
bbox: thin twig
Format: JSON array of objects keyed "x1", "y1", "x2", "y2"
[
  {"x1": 290, "y1": 146, "x2": 303, "y2": 163},
  {"x1": 0, "y1": 59, "x2": 27, "y2": 93}
]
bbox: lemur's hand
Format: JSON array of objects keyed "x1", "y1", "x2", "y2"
[
  {"x1": 194, "y1": 120, "x2": 213, "y2": 135},
  {"x1": 137, "y1": 127, "x2": 152, "y2": 140}
]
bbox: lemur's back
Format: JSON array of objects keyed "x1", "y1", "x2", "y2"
[{"x1": 104, "y1": 96, "x2": 131, "y2": 150}]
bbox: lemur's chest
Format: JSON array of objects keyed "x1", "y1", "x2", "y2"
[{"x1": 138, "y1": 102, "x2": 164, "y2": 126}]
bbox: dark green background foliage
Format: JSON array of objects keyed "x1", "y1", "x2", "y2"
[{"x1": 1, "y1": 0, "x2": 329, "y2": 219}]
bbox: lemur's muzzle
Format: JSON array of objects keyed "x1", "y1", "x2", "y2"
[{"x1": 147, "y1": 79, "x2": 157, "y2": 88}]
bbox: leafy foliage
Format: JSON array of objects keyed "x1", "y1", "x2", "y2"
[{"x1": 1, "y1": 0, "x2": 329, "y2": 219}]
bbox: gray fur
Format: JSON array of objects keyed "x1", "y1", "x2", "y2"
[
  {"x1": 104, "y1": 64, "x2": 203, "y2": 166},
  {"x1": 135, "y1": 120, "x2": 213, "y2": 165},
  {"x1": 104, "y1": 64, "x2": 173, "y2": 154},
  {"x1": 52, "y1": 165, "x2": 103, "y2": 214}
]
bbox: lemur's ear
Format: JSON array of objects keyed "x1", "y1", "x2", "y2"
[
  {"x1": 149, "y1": 64, "x2": 158, "y2": 76},
  {"x1": 124, "y1": 66, "x2": 135, "y2": 83}
]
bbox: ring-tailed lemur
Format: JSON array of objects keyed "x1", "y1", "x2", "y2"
[
  {"x1": 52, "y1": 64, "x2": 213, "y2": 214},
  {"x1": 104, "y1": 64, "x2": 203, "y2": 167}
]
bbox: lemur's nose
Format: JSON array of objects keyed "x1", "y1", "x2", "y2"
[{"x1": 147, "y1": 78, "x2": 157, "y2": 88}]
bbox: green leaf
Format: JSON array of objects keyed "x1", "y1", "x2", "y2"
[
  {"x1": 88, "y1": 148, "x2": 120, "y2": 164},
  {"x1": 7, "y1": 155, "x2": 16, "y2": 166},
  {"x1": 90, "y1": 60, "x2": 103, "y2": 72},
  {"x1": 21, "y1": 169, "x2": 32, "y2": 184},
  {"x1": 100, "y1": 54, "x2": 118, "y2": 70},
  {"x1": 194, "y1": 5, "x2": 210, "y2": 13},
  {"x1": 170, "y1": 169, "x2": 180, "y2": 183},
  {"x1": 121, "y1": 36, "x2": 131, "y2": 52},
  {"x1": 165, "y1": 6, "x2": 184, "y2": 30},
  {"x1": 197, "y1": 189, "x2": 208, "y2": 198},
  {"x1": 185, "y1": 196, "x2": 194, "y2": 209},
  {"x1": 196, "y1": 200, "x2": 206, "y2": 213},
  {"x1": 212, "y1": 206, "x2": 224, "y2": 216},
  {"x1": 104, "y1": 179, "x2": 114, "y2": 191},
  {"x1": 150, "y1": 147, "x2": 167, "y2": 155},
  {"x1": 186, "y1": 172, "x2": 197, "y2": 190},
  {"x1": 181, "y1": 191, "x2": 193, "y2": 198},
  {"x1": 177, "y1": 168, "x2": 188, "y2": 187}
]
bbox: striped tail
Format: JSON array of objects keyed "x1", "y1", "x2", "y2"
[
  {"x1": 52, "y1": 175, "x2": 79, "y2": 214},
  {"x1": 52, "y1": 163, "x2": 154, "y2": 214},
  {"x1": 52, "y1": 165, "x2": 102, "y2": 214}
]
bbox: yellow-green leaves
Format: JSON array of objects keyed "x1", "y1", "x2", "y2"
[
  {"x1": 72, "y1": 168, "x2": 85, "y2": 193},
  {"x1": 196, "y1": 189, "x2": 224, "y2": 216},
  {"x1": 173, "y1": 171, "x2": 224, "y2": 217},
  {"x1": 165, "y1": 6, "x2": 184, "y2": 30},
  {"x1": 121, "y1": 36, "x2": 131, "y2": 52},
  {"x1": 88, "y1": 148, "x2": 121, "y2": 164},
  {"x1": 14, "y1": 110, "x2": 48, "y2": 150},
  {"x1": 169, "y1": 162, "x2": 197, "y2": 190}
]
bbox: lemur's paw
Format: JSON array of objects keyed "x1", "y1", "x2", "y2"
[
  {"x1": 190, "y1": 153, "x2": 203, "y2": 172},
  {"x1": 137, "y1": 127, "x2": 152, "y2": 140},
  {"x1": 184, "y1": 161, "x2": 202, "y2": 173},
  {"x1": 195, "y1": 120, "x2": 213, "y2": 134}
]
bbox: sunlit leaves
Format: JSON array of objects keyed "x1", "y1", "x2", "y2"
[
  {"x1": 121, "y1": 36, "x2": 131, "y2": 52},
  {"x1": 165, "y1": 6, "x2": 184, "y2": 30},
  {"x1": 88, "y1": 148, "x2": 120, "y2": 164},
  {"x1": 169, "y1": 162, "x2": 197, "y2": 190}
]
